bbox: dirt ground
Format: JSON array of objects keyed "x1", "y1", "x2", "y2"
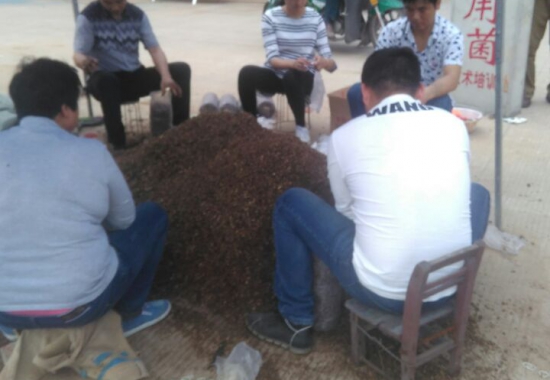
[{"x1": 0, "y1": 0, "x2": 549, "y2": 379}]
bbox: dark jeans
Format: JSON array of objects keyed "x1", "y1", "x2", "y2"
[
  {"x1": 238, "y1": 65, "x2": 314, "y2": 127},
  {"x1": 323, "y1": 0, "x2": 340, "y2": 22},
  {"x1": 87, "y1": 63, "x2": 191, "y2": 148},
  {"x1": 0, "y1": 202, "x2": 168, "y2": 330},
  {"x1": 347, "y1": 82, "x2": 453, "y2": 118},
  {"x1": 273, "y1": 184, "x2": 491, "y2": 326},
  {"x1": 344, "y1": 0, "x2": 364, "y2": 43}
]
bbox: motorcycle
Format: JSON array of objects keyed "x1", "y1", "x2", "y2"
[{"x1": 264, "y1": 0, "x2": 405, "y2": 47}]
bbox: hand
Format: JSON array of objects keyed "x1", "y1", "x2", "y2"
[
  {"x1": 160, "y1": 75, "x2": 182, "y2": 97},
  {"x1": 420, "y1": 84, "x2": 436, "y2": 104},
  {"x1": 292, "y1": 57, "x2": 311, "y2": 72},
  {"x1": 419, "y1": 89, "x2": 430, "y2": 104},
  {"x1": 76, "y1": 55, "x2": 99, "y2": 74},
  {"x1": 419, "y1": 93, "x2": 428, "y2": 104},
  {"x1": 313, "y1": 55, "x2": 332, "y2": 71}
]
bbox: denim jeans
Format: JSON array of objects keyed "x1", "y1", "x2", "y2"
[
  {"x1": 273, "y1": 184, "x2": 490, "y2": 326},
  {"x1": 0, "y1": 202, "x2": 168, "y2": 330},
  {"x1": 323, "y1": 0, "x2": 339, "y2": 22},
  {"x1": 427, "y1": 94, "x2": 453, "y2": 112},
  {"x1": 346, "y1": 82, "x2": 453, "y2": 118}
]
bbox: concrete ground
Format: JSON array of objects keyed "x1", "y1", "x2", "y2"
[{"x1": 1, "y1": 0, "x2": 549, "y2": 379}]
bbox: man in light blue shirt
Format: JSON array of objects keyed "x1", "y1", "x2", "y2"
[
  {"x1": 74, "y1": 0, "x2": 191, "y2": 149},
  {"x1": 0, "y1": 58, "x2": 171, "y2": 341}
]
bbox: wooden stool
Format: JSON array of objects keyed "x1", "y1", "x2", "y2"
[{"x1": 346, "y1": 242, "x2": 485, "y2": 380}]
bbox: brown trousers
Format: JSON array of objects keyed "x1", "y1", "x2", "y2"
[{"x1": 524, "y1": 0, "x2": 550, "y2": 99}]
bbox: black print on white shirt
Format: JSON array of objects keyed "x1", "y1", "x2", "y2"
[{"x1": 367, "y1": 101, "x2": 434, "y2": 117}]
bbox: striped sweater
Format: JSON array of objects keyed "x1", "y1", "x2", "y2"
[{"x1": 262, "y1": 6, "x2": 333, "y2": 77}]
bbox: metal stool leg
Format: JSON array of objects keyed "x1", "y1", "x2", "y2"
[
  {"x1": 306, "y1": 101, "x2": 312, "y2": 130},
  {"x1": 124, "y1": 103, "x2": 132, "y2": 133},
  {"x1": 136, "y1": 102, "x2": 144, "y2": 134},
  {"x1": 275, "y1": 93, "x2": 313, "y2": 131},
  {"x1": 131, "y1": 102, "x2": 143, "y2": 134},
  {"x1": 121, "y1": 101, "x2": 145, "y2": 135}
]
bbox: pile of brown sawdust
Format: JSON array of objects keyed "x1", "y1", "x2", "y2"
[
  {"x1": 115, "y1": 114, "x2": 500, "y2": 380},
  {"x1": 116, "y1": 112, "x2": 332, "y2": 322}
]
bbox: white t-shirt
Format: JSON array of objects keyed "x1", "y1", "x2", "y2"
[{"x1": 328, "y1": 94, "x2": 471, "y2": 301}]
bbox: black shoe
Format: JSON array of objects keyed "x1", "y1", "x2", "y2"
[
  {"x1": 522, "y1": 97, "x2": 532, "y2": 108},
  {"x1": 246, "y1": 312, "x2": 313, "y2": 354},
  {"x1": 546, "y1": 93, "x2": 550, "y2": 104}
]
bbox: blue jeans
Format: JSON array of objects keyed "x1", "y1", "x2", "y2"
[
  {"x1": 347, "y1": 82, "x2": 453, "y2": 118},
  {"x1": 0, "y1": 202, "x2": 168, "y2": 330},
  {"x1": 273, "y1": 185, "x2": 490, "y2": 326},
  {"x1": 323, "y1": 0, "x2": 339, "y2": 22},
  {"x1": 427, "y1": 93, "x2": 453, "y2": 112}
]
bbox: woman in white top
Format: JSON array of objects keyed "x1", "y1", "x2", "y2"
[{"x1": 238, "y1": 0, "x2": 337, "y2": 144}]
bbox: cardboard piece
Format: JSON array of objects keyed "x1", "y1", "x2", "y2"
[{"x1": 327, "y1": 86, "x2": 352, "y2": 132}]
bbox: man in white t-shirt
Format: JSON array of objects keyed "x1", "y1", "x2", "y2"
[{"x1": 246, "y1": 47, "x2": 490, "y2": 354}]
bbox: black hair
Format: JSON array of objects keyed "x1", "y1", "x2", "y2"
[
  {"x1": 361, "y1": 47, "x2": 421, "y2": 98},
  {"x1": 402, "y1": 0, "x2": 438, "y2": 5},
  {"x1": 9, "y1": 58, "x2": 81, "y2": 120}
]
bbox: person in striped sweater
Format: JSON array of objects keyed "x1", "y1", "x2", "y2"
[{"x1": 238, "y1": 0, "x2": 337, "y2": 144}]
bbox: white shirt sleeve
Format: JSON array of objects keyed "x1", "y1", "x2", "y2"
[
  {"x1": 262, "y1": 12, "x2": 280, "y2": 61},
  {"x1": 315, "y1": 15, "x2": 332, "y2": 59},
  {"x1": 327, "y1": 136, "x2": 354, "y2": 221},
  {"x1": 102, "y1": 148, "x2": 136, "y2": 231}
]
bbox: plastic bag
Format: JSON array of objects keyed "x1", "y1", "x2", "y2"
[
  {"x1": 219, "y1": 94, "x2": 241, "y2": 114},
  {"x1": 214, "y1": 342, "x2": 262, "y2": 380},
  {"x1": 311, "y1": 134, "x2": 330, "y2": 156},
  {"x1": 150, "y1": 90, "x2": 173, "y2": 136},
  {"x1": 200, "y1": 93, "x2": 220, "y2": 114},
  {"x1": 483, "y1": 224, "x2": 526, "y2": 255},
  {"x1": 256, "y1": 92, "x2": 276, "y2": 119},
  {"x1": 308, "y1": 71, "x2": 325, "y2": 113},
  {"x1": 256, "y1": 116, "x2": 276, "y2": 130}
]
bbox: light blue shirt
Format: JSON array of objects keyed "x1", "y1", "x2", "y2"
[
  {"x1": 0, "y1": 117, "x2": 135, "y2": 311},
  {"x1": 74, "y1": 2, "x2": 159, "y2": 72}
]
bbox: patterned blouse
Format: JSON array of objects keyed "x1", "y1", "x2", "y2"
[{"x1": 376, "y1": 14, "x2": 463, "y2": 86}]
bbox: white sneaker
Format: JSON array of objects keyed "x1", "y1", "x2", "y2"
[{"x1": 295, "y1": 126, "x2": 311, "y2": 144}]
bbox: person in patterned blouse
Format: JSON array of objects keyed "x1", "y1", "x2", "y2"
[{"x1": 347, "y1": 0, "x2": 463, "y2": 116}]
